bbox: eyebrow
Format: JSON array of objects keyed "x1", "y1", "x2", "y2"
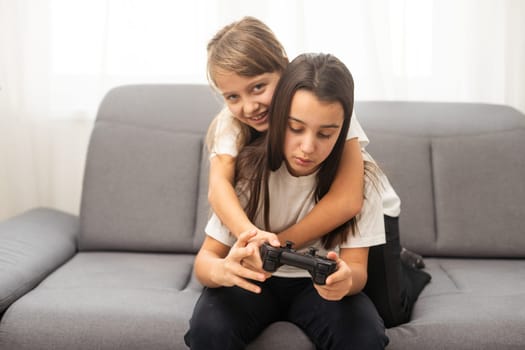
[
  {"x1": 221, "y1": 77, "x2": 269, "y2": 97},
  {"x1": 288, "y1": 116, "x2": 341, "y2": 129}
]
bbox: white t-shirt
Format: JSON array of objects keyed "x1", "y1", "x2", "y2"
[
  {"x1": 362, "y1": 150, "x2": 401, "y2": 217},
  {"x1": 208, "y1": 106, "x2": 401, "y2": 218},
  {"x1": 205, "y1": 164, "x2": 386, "y2": 278}
]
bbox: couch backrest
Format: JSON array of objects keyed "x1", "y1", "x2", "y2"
[
  {"x1": 79, "y1": 85, "x2": 221, "y2": 253},
  {"x1": 357, "y1": 101, "x2": 525, "y2": 257},
  {"x1": 80, "y1": 85, "x2": 525, "y2": 258}
]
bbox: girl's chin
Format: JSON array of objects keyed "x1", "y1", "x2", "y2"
[
  {"x1": 285, "y1": 161, "x2": 317, "y2": 177},
  {"x1": 251, "y1": 122, "x2": 269, "y2": 132}
]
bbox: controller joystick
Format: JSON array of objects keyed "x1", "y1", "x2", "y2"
[
  {"x1": 260, "y1": 241, "x2": 337, "y2": 285},
  {"x1": 308, "y1": 247, "x2": 318, "y2": 256}
]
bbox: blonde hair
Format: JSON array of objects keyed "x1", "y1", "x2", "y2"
[{"x1": 206, "y1": 16, "x2": 289, "y2": 153}]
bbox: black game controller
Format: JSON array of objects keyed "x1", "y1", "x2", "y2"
[{"x1": 260, "y1": 241, "x2": 337, "y2": 285}]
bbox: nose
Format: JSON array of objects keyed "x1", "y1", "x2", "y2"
[
  {"x1": 243, "y1": 99, "x2": 259, "y2": 116},
  {"x1": 300, "y1": 133, "x2": 315, "y2": 155}
]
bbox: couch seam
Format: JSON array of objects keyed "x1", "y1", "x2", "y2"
[
  {"x1": 190, "y1": 139, "x2": 204, "y2": 253},
  {"x1": 437, "y1": 262, "x2": 461, "y2": 291},
  {"x1": 96, "y1": 118, "x2": 205, "y2": 137},
  {"x1": 429, "y1": 138, "x2": 439, "y2": 250}
]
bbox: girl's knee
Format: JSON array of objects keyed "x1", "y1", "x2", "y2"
[{"x1": 185, "y1": 318, "x2": 245, "y2": 350}]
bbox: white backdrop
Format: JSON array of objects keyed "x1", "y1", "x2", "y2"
[{"x1": 1, "y1": 0, "x2": 524, "y2": 220}]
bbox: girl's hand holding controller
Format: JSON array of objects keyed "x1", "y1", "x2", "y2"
[
  {"x1": 240, "y1": 229, "x2": 280, "y2": 280},
  {"x1": 314, "y1": 251, "x2": 353, "y2": 301},
  {"x1": 248, "y1": 229, "x2": 281, "y2": 248},
  {"x1": 215, "y1": 230, "x2": 268, "y2": 294}
]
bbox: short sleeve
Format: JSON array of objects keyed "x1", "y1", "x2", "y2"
[
  {"x1": 204, "y1": 212, "x2": 236, "y2": 247},
  {"x1": 362, "y1": 150, "x2": 401, "y2": 217},
  {"x1": 347, "y1": 110, "x2": 369, "y2": 149},
  {"x1": 209, "y1": 107, "x2": 241, "y2": 158},
  {"x1": 341, "y1": 179, "x2": 386, "y2": 248}
]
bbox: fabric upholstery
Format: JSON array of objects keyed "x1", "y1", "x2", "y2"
[
  {"x1": 0, "y1": 208, "x2": 77, "y2": 313},
  {"x1": 356, "y1": 101, "x2": 525, "y2": 136},
  {"x1": 79, "y1": 124, "x2": 203, "y2": 252},
  {"x1": 366, "y1": 132, "x2": 436, "y2": 255},
  {"x1": 79, "y1": 85, "x2": 221, "y2": 253},
  {"x1": 0, "y1": 252, "x2": 200, "y2": 350},
  {"x1": 386, "y1": 258, "x2": 525, "y2": 349},
  {"x1": 193, "y1": 145, "x2": 211, "y2": 251},
  {"x1": 432, "y1": 129, "x2": 525, "y2": 257},
  {"x1": 2, "y1": 87, "x2": 525, "y2": 350}
]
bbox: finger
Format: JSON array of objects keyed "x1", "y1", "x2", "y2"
[
  {"x1": 242, "y1": 258, "x2": 262, "y2": 272},
  {"x1": 243, "y1": 261, "x2": 272, "y2": 278},
  {"x1": 261, "y1": 231, "x2": 281, "y2": 247},
  {"x1": 326, "y1": 251, "x2": 339, "y2": 261},
  {"x1": 236, "y1": 230, "x2": 258, "y2": 247},
  {"x1": 314, "y1": 284, "x2": 342, "y2": 301},
  {"x1": 232, "y1": 259, "x2": 267, "y2": 282},
  {"x1": 225, "y1": 259, "x2": 266, "y2": 282},
  {"x1": 230, "y1": 245, "x2": 256, "y2": 262},
  {"x1": 232, "y1": 275, "x2": 262, "y2": 294},
  {"x1": 269, "y1": 237, "x2": 281, "y2": 247},
  {"x1": 325, "y1": 263, "x2": 348, "y2": 285},
  {"x1": 248, "y1": 241, "x2": 264, "y2": 267},
  {"x1": 247, "y1": 231, "x2": 280, "y2": 248}
]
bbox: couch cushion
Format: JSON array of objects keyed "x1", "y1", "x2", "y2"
[
  {"x1": 386, "y1": 258, "x2": 525, "y2": 349},
  {"x1": 357, "y1": 101, "x2": 525, "y2": 257},
  {"x1": 79, "y1": 123, "x2": 203, "y2": 252},
  {"x1": 432, "y1": 129, "x2": 525, "y2": 257},
  {"x1": 0, "y1": 208, "x2": 77, "y2": 313},
  {"x1": 0, "y1": 252, "x2": 200, "y2": 350},
  {"x1": 356, "y1": 101, "x2": 525, "y2": 136},
  {"x1": 193, "y1": 145, "x2": 211, "y2": 251},
  {"x1": 79, "y1": 85, "x2": 221, "y2": 253},
  {"x1": 366, "y1": 132, "x2": 436, "y2": 255}
]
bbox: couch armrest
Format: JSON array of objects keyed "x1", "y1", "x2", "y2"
[{"x1": 0, "y1": 208, "x2": 78, "y2": 313}]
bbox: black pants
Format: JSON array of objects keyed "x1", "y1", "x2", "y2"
[
  {"x1": 364, "y1": 215, "x2": 431, "y2": 328},
  {"x1": 185, "y1": 277, "x2": 389, "y2": 350}
]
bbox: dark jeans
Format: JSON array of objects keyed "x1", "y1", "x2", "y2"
[{"x1": 185, "y1": 277, "x2": 388, "y2": 350}]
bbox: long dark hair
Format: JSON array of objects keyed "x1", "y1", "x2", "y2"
[{"x1": 236, "y1": 53, "x2": 356, "y2": 249}]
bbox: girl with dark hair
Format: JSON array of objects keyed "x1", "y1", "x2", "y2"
[
  {"x1": 205, "y1": 16, "x2": 366, "y2": 250},
  {"x1": 185, "y1": 53, "x2": 389, "y2": 350}
]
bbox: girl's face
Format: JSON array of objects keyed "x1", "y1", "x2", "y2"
[
  {"x1": 214, "y1": 70, "x2": 281, "y2": 132},
  {"x1": 284, "y1": 89, "x2": 344, "y2": 177}
]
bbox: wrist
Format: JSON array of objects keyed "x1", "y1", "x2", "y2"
[
  {"x1": 209, "y1": 260, "x2": 226, "y2": 287},
  {"x1": 233, "y1": 223, "x2": 258, "y2": 238}
]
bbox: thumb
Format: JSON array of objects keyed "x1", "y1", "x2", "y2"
[{"x1": 326, "y1": 251, "x2": 339, "y2": 261}]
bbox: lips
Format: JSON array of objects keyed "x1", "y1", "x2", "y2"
[
  {"x1": 294, "y1": 156, "x2": 314, "y2": 166},
  {"x1": 246, "y1": 111, "x2": 268, "y2": 124}
]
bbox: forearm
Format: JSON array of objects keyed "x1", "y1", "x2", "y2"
[
  {"x1": 278, "y1": 190, "x2": 362, "y2": 247},
  {"x1": 194, "y1": 249, "x2": 225, "y2": 288},
  {"x1": 341, "y1": 247, "x2": 369, "y2": 296},
  {"x1": 209, "y1": 177, "x2": 256, "y2": 237},
  {"x1": 346, "y1": 261, "x2": 368, "y2": 295},
  {"x1": 208, "y1": 155, "x2": 257, "y2": 237}
]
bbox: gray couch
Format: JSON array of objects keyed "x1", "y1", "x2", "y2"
[{"x1": 1, "y1": 84, "x2": 524, "y2": 350}]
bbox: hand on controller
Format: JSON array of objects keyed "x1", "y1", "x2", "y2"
[
  {"x1": 313, "y1": 251, "x2": 353, "y2": 301},
  {"x1": 239, "y1": 228, "x2": 279, "y2": 279},
  {"x1": 216, "y1": 230, "x2": 268, "y2": 294},
  {"x1": 260, "y1": 241, "x2": 337, "y2": 285}
]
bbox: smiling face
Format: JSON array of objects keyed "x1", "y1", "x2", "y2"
[
  {"x1": 214, "y1": 70, "x2": 281, "y2": 132},
  {"x1": 284, "y1": 89, "x2": 344, "y2": 177}
]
